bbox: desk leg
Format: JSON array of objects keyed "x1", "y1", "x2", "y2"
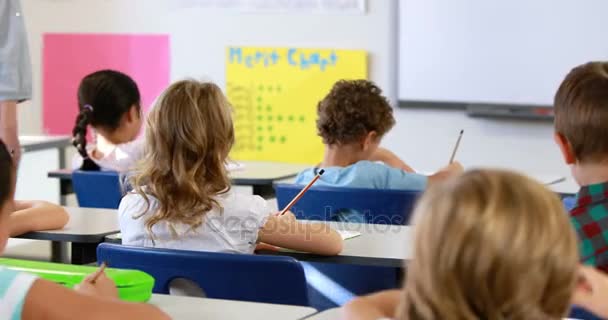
[
  {"x1": 50, "y1": 148, "x2": 71, "y2": 264},
  {"x1": 71, "y1": 242, "x2": 99, "y2": 265},
  {"x1": 59, "y1": 146, "x2": 66, "y2": 171},
  {"x1": 50, "y1": 241, "x2": 69, "y2": 263},
  {"x1": 252, "y1": 185, "x2": 275, "y2": 199}
]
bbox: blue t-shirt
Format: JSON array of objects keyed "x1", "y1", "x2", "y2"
[
  {"x1": 0, "y1": 267, "x2": 37, "y2": 320},
  {"x1": 294, "y1": 161, "x2": 427, "y2": 222},
  {"x1": 295, "y1": 160, "x2": 427, "y2": 190}
]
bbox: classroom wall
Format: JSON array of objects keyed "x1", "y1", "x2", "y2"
[
  {"x1": 18, "y1": 0, "x2": 570, "y2": 179},
  {"x1": 383, "y1": 108, "x2": 570, "y2": 177},
  {"x1": 18, "y1": 0, "x2": 397, "y2": 133}
]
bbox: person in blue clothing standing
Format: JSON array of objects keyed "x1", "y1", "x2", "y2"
[{"x1": 0, "y1": 0, "x2": 32, "y2": 164}]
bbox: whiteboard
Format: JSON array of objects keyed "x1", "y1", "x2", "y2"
[{"x1": 398, "y1": 0, "x2": 608, "y2": 106}]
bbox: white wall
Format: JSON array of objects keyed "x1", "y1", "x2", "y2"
[
  {"x1": 19, "y1": 0, "x2": 397, "y2": 132},
  {"x1": 18, "y1": 0, "x2": 569, "y2": 179},
  {"x1": 383, "y1": 108, "x2": 570, "y2": 177}
]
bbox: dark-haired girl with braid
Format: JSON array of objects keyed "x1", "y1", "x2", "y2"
[{"x1": 71, "y1": 70, "x2": 144, "y2": 171}]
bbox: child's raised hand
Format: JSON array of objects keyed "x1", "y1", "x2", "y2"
[
  {"x1": 572, "y1": 265, "x2": 608, "y2": 318},
  {"x1": 442, "y1": 161, "x2": 464, "y2": 175},
  {"x1": 428, "y1": 161, "x2": 464, "y2": 186},
  {"x1": 75, "y1": 271, "x2": 119, "y2": 299}
]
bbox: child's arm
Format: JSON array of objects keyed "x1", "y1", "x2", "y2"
[
  {"x1": 572, "y1": 265, "x2": 608, "y2": 318},
  {"x1": 369, "y1": 147, "x2": 415, "y2": 172},
  {"x1": 22, "y1": 272, "x2": 170, "y2": 320},
  {"x1": 342, "y1": 290, "x2": 401, "y2": 320},
  {"x1": 258, "y1": 212, "x2": 343, "y2": 256},
  {"x1": 9, "y1": 201, "x2": 69, "y2": 236}
]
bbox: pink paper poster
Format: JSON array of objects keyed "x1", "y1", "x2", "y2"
[{"x1": 43, "y1": 33, "x2": 170, "y2": 134}]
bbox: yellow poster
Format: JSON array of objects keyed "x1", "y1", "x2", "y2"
[{"x1": 226, "y1": 47, "x2": 367, "y2": 164}]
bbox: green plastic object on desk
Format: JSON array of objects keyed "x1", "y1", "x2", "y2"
[{"x1": 0, "y1": 258, "x2": 154, "y2": 302}]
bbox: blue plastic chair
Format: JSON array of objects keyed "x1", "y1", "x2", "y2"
[
  {"x1": 97, "y1": 243, "x2": 309, "y2": 306},
  {"x1": 274, "y1": 184, "x2": 420, "y2": 225},
  {"x1": 72, "y1": 170, "x2": 124, "y2": 209},
  {"x1": 570, "y1": 306, "x2": 603, "y2": 320}
]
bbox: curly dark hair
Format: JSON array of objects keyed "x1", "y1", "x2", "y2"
[{"x1": 317, "y1": 80, "x2": 395, "y2": 145}]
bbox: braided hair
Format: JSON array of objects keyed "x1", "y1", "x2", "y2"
[{"x1": 72, "y1": 70, "x2": 141, "y2": 171}]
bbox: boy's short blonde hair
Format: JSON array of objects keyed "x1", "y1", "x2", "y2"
[
  {"x1": 399, "y1": 170, "x2": 578, "y2": 320},
  {"x1": 554, "y1": 61, "x2": 608, "y2": 163}
]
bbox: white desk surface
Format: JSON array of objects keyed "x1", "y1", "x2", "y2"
[
  {"x1": 333, "y1": 221, "x2": 410, "y2": 265},
  {"x1": 17, "y1": 207, "x2": 119, "y2": 242},
  {"x1": 269, "y1": 221, "x2": 411, "y2": 268},
  {"x1": 30, "y1": 207, "x2": 409, "y2": 266},
  {"x1": 302, "y1": 308, "x2": 342, "y2": 320},
  {"x1": 20, "y1": 135, "x2": 71, "y2": 152},
  {"x1": 149, "y1": 294, "x2": 316, "y2": 320},
  {"x1": 230, "y1": 161, "x2": 310, "y2": 181},
  {"x1": 35, "y1": 207, "x2": 413, "y2": 267},
  {"x1": 300, "y1": 309, "x2": 583, "y2": 320}
]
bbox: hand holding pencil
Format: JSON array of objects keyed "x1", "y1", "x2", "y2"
[
  {"x1": 279, "y1": 169, "x2": 325, "y2": 216},
  {"x1": 75, "y1": 262, "x2": 119, "y2": 299}
]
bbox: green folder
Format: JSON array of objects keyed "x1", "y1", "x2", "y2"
[{"x1": 0, "y1": 258, "x2": 154, "y2": 302}]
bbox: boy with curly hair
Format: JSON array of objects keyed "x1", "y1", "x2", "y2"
[{"x1": 295, "y1": 80, "x2": 462, "y2": 222}]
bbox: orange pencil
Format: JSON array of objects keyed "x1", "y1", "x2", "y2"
[
  {"x1": 89, "y1": 262, "x2": 107, "y2": 284},
  {"x1": 279, "y1": 169, "x2": 325, "y2": 215}
]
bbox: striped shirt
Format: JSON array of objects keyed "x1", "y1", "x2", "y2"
[{"x1": 0, "y1": 267, "x2": 37, "y2": 320}]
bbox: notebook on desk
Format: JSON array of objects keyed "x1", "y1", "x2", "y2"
[{"x1": 337, "y1": 230, "x2": 361, "y2": 240}]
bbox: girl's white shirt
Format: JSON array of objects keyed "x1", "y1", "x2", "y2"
[{"x1": 118, "y1": 190, "x2": 271, "y2": 254}]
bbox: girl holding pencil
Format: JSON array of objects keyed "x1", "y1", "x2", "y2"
[
  {"x1": 118, "y1": 79, "x2": 342, "y2": 256},
  {"x1": 0, "y1": 140, "x2": 169, "y2": 320}
]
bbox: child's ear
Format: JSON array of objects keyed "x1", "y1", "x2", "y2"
[
  {"x1": 362, "y1": 131, "x2": 378, "y2": 150},
  {"x1": 125, "y1": 105, "x2": 140, "y2": 123},
  {"x1": 554, "y1": 132, "x2": 576, "y2": 164}
]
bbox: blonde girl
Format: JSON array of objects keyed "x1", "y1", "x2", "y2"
[
  {"x1": 119, "y1": 79, "x2": 342, "y2": 255},
  {"x1": 344, "y1": 170, "x2": 585, "y2": 320}
]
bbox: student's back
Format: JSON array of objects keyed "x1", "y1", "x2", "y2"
[
  {"x1": 119, "y1": 79, "x2": 342, "y2": 256},
  {"x1": 295, "y1": 80, "x2": 461, "y2": 221},
  {"x1": 120, "y1": 190, "x2": 268, "y2": 253},
  {"x1": 553, "y1": 61, "x2": 608, "y2": 272}
]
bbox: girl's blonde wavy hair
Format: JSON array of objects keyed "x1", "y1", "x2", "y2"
[
  {"x1": 399, "y1": 169, "x2": 579, "y2": 320},
  {"x1": 132, "y1": 80, "x2": 234, "y2": 238}
]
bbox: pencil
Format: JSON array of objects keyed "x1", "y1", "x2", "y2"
[
  {"x1": 279, "y1": 169, "x2": 325, "y2": 215},
  {"x1": 89, "y1": 262, "x2": 107, "y2": 284},
  {"x1": 449, "y1": 130, "x2": 464, "y2": 164}
]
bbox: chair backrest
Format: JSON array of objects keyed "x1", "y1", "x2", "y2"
[
  {"x1": 72, "y1": 170, "x2": 124, "y2": 209},
  {"x1": 97, "y1": 243, "x2": 309, "y2": 306},
  {"x1": 569, "y1": 306, "x2": 603, "y2": 320},
  {"x1": 274, "y1": 184, "x2": 420, "y2": 225}
]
